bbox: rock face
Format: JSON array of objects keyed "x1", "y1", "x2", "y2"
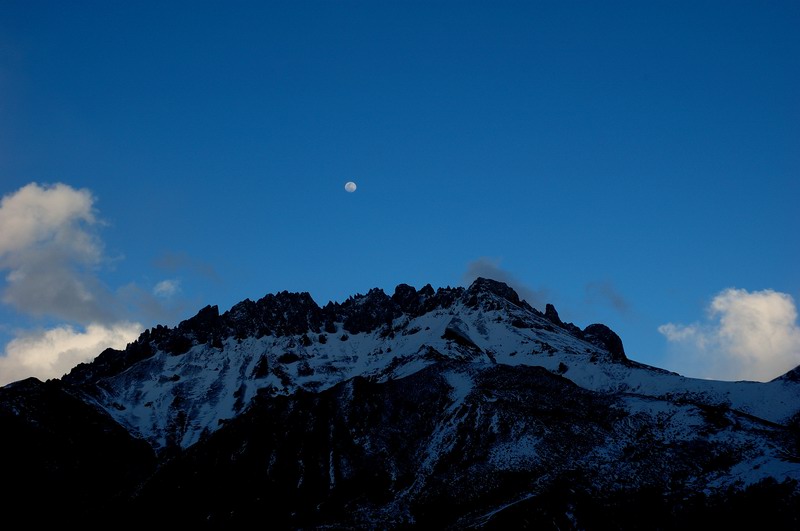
[
  {"x1": 583, "y1": 323, "x2": 627, "y2": 362},
  {"x1": 2, "y1": 277, "x2": 800, "y2": 527}
]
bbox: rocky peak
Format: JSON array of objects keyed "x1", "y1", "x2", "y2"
[
  {"x1": 418, "y1": 283, "x2": 435, "y2": 298},
  {"x1": 462, "y1": 277, "x2": 529, "y2": 311},
  {"x1": 544, "y1": 303, "x2": 563, "y2": 326},
  {"x1": 179, "y1": 304, "x2": 220, "y2": 331},
  {"x1": 391, "y1": 283, "x2": 462, "y2": 317},
  {"x1": 177, "y1": 304, "x2": 224, "y2": 346},
  {"x1": 391, "y1": 283, "x2": 422, "y2": 314},
  {"x1": 541, "y1": 302, "x2": 586, "y2": 339},
  {"x1": 582, "y1": 323, "x2": 627, "y2": 362},
  {"x1": 337, "y1": 288, "x2": 400, "y2": 335},
  {"x1": 225, "y1": 290, "x2": 324, "y2": 338}
]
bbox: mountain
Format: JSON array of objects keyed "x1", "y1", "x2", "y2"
[{"x1": 2, "y1": 277, "x2": 799, "y2": 528}]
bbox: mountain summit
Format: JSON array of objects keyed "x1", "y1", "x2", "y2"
[{"x1": 3, "y1": 278, "x2": 800, "y2": 528}]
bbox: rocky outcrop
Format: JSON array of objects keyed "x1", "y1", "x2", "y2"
[{"x1": 583, "y1": 323, "x2": 627, "y2": 362}]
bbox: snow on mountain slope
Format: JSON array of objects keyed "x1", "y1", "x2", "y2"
[
  {"x1": 122, "y1": 359, "x2": 800, "y2": 528},
  {"x1": 5, "y1": 277, "x2": 800, "y2": 527},
  {"x1": 61, "y1": 278, "x2": 800, "y2": 454}
]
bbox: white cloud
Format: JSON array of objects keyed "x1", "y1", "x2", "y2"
[
  {"x1": 0, "y1": 182, "x2": 119, "y2": 322},
  {"x1": 0, "y1": 321, "x2": 142, "y2": 386},
  {"x1": 658, "y1": 322, "x2": 700, "y2": 342},
  {"x1": 0, "y1": 182, "x2": 98, "y2": 259},
  {"x1": 153, "y1": 279, "x2": 180, "y2": 298},
  {"x1": 659, "y1": 288, "x2": 800, "y2": 382},
  {"x1": 0, "y1": 182, "x2": 184, "y2": 386}
]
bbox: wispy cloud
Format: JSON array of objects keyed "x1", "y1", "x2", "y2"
[
  {"x1": 154, "y1": 251, "x2": 220, "y2": 283},
  {"x1": 585, "y1": 280, "x2": 630, "y2": 314},
  {"x1": 463, "y1": 257, "x2": 550, "y2": 310},
  {"x1": 659, "y1": 288, "x2": 800, "y2": 382},
  {"x1": 154, "y1": 279, "x2": 180, "y2": 298}
]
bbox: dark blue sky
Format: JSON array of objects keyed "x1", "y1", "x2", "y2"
[{"x1": 1, "y1": 1, "x2": 798, "y2": 383}]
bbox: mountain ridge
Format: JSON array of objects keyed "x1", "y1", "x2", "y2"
[
  {"x1": 3, "y1": 277, "x2": 800, "y2": 528},
  {"x1": 59, "y1": 277, "x2": 647, "y2": 452}
]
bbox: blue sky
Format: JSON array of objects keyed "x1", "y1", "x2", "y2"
[{"x1": 1, "y1": 1, "x2": 798, "y2": 384}]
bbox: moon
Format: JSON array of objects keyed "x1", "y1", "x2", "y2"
[{"x1": 344, "y1": 181, "x2": 357, "y2": 193}]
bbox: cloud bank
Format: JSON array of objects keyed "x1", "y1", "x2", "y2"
[
  {"x1": 0, "y1": 183, "x2": 152, "y2": 385},
  {"x1": 0, "y1": 182, "x2": 120, "y2": 322},
  {"x1": 0, "y1": 322, "x2": 141, "y2": 385},
  {"x1": 659, "y1": 288, "x2": 800, "y2": 382}
]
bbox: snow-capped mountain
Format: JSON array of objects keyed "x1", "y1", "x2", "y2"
[{"x1": 2, "y1": 277, "x2": 799, "y2": 528}]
